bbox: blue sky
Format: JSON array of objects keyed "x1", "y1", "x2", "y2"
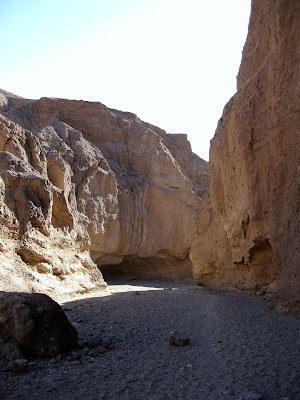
[{"x1": 0, "y1": 0, "x2": 251, "y2": 160}]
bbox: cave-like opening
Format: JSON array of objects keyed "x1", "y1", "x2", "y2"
[{"x1": 98, "y1": 255, "x2": 194, "y2": 282}]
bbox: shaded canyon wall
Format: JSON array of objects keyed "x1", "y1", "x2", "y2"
[{"x1": 190, "y1": 0, "x2": 300, "y2": 313}]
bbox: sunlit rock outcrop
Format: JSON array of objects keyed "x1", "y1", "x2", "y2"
[{"x1": 0, "y1": 88, "x2": 209, "y2": 296}]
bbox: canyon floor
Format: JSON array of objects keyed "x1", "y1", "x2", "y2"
[{"x1": 1, "y1": 279, "x2": 299, "y2": 400}]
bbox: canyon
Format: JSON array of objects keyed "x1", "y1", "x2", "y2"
[
  {"x1": 0, "y1": 0, "x2": 299, "y2": 314},
  {"x1": 0, "y1": 88, "x2": 209, "y2": 299}
]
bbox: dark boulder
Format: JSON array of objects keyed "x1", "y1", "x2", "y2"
[{"x1": 0, "y1": 292, "x2": 78, "y2": 360}]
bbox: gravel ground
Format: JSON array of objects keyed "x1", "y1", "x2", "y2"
[{"x1": 1, "y1": 279, "x2": 299, "y2": 400}]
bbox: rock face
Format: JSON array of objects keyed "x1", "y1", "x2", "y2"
[
  {"x1": 0, "y1": 292, "x2": 78, "y2": 360},
  {"x1": 191, "y1": 0, "x2": 300, "y2": 313},
  {"x1": 0, "y1": 89, "x2": 209, "y2": 296},
  {"x1": 0, "y1": 109, "x2": 106, "y2": 298},
  {"x1": 0, "y1": 1, "x2": 298, "y2": 315}
]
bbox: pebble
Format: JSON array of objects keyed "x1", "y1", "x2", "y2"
[
  {"x1": 72, "y1": 353, "x2": 82, "y2": 361},
  {"x1": 96, "y1": 345, "x2": 106, "y2": 354},
  {"x1": 62, "y1": 307, "x2": 72, "y2": 312},
  {"x1": 169, "y1": 331, "x2": 189, "y2": 346},
  {"x1": 87, "y1": 336, "x2": 103, "y2": 348},
  {"x1": 102, "y1": 338, "x2": 114, "y2": 350},
  {"x1": 81, "y1": 347, "x2": 90, "y2": 356},
  {"x1": 8, "y1": 359, "x2": 28, "y2": 373}
]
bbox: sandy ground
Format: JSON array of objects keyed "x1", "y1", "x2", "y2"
[{"x1": 1, "y1": 279, "x2": 300, "y2": 400}]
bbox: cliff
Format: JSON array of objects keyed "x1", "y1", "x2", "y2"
[
  {"x1": 0, "y1": 89, "x2": 209, "y2": 298},
  {"x1": 190, "y1": 0, "x2": 300, "y2": 314},
  {"x1": 0, "y1": 0, "x2": 299, "y2": 314}
]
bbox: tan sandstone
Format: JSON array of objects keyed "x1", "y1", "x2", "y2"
[
  {"x1": 0, "y1": 89, "x2": 209, "y2": 299},
  {"x1": 190, "y1": 0, "x2": 300, "y2": 314},
  {"x1": 0, "y1": 0, "x2": 298, "y2": 314}
]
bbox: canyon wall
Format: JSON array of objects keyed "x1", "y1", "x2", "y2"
[
  {"x1": 0, "y1": 0, "x2": 298, "y2": 313},
  {"x1": 190, "y1": 0, "x2": 300, "y2": 313},
  {"x1": 0, "y1": 89, "x2": 209, "y2": 298}
]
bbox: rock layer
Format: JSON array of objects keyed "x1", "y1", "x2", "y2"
[
  {"x1": 191, "y1": 0, "x2": 300, "y2": 313},
  {"x1": 0, "y1": 89, "x2": 209, "y2": 296}
]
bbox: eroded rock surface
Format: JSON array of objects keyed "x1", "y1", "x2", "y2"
[
  {"x1": 0, "y1": 89, "x2": 209, "y2": 295},
  {"x1": 191, "y1": 0, "x2": 300, "y2": 314}
]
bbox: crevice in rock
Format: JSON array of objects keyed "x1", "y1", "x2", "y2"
[
  {"x1": 248, "y1": 238, "x2": 272, "y2": 263},
  {"x1": 51, "y1": 190, "x2": 74, "y2": 231},
  {"x1": 17, "y1": 247, "x2": 50, "y2": 266},
  {"x1": 242, "y1": 215, "x2": 250, "y2": 239},
  {"x1": 47, "y1": 160, "x2": 65, "y2": 191}
]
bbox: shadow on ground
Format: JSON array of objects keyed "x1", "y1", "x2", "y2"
[{"x1": 1, "y1": 280, "x2": 299, "y2": 400}]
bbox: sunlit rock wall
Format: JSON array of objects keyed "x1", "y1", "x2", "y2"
[{"x1": 0, "y1": 89, "x2": 209, "y2": 295}]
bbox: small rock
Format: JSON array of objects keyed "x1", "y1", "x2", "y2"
[
  {"x1": 101, "y1": 337, "x2": 114, "y2": 350},
  {"x1": 62, "y1": 307, "x2": 72, "y2": 312},
  {"x1": 81, "y1": 347, "x2": 89, "y2": 356},
  {"x1": 8, "y1": 359, "x2": 28, "y2": 373},
  {"x1": 243, "y1": 391, "x2": 264, "y2": 400},
  {"x1": 169, "y1": 331, "x2": 189, "y2": 346},
  {"x1": 87, "y1": 336, "x2": 103, "y2": 348},
  {"x1": 96, "y1": 345, "x2": 106, "y2": 354},
  {"x1": 72, "y1": 353, "x2": 82, "y2": 361},
  {"x1": 82, "y1": 356, "x2": 94, "y2": 363}
]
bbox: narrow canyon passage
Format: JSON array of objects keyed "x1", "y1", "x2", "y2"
[
  {"x1": 99, "y1": 256, "x2": 193, "y2": 282},
  {"x1": 1, "y1": 280, "x2": 299, "y2": 400}
]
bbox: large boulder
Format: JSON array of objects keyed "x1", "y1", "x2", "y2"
[{"x1": 0, "y1": 291, "x2": 78, "y2": 360}]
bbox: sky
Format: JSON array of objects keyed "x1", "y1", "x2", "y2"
[{"x1": 0, "y1": 0, "x2": 251, "y2": 161}]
